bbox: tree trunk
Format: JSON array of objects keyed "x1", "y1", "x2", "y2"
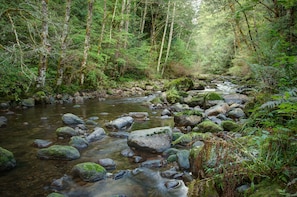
[
  {"x1": 98, "y1": 0, "x2": 107, "y2": 55},
  {"x1": 36, "y1": 0, "x2": 50, "y2": 88},
  {"x1": 140, "y1": 0, "x2": 148, "y2": 34},
  {"x1": 80, "y1": 0, "x2": 94, "y2": 85},
  {"x1": 162, "y1": 1, "x2": 176, "y2": 76},
  {"x1": 109, "y1": 0, "x2": 118, "y2": 41},
  {"x1": 57, "y1": 0, "x2": 71, "y2": 87},
  {"x1": 157, "y1": 2, "x2": 170, "y2": 74}
]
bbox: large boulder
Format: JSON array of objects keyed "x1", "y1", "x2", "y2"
[
  {"x1": 0, "y1": 147, "x2": 16, "y2": 171},
  {"x1": 71, "y1": 162, "x2": 107, "y2": 182},
  {"x1": 37, "y1": 145, "x2": 80, "y2": 160},
  {"x1": 105, "y1": 116, "x2": 134, "y2": 131},
  {"x1": 127, "y1": 126, "x2": 172, "y2": 153},
  {"x1": 62, "y1": 113, "x2": 84, "y2": 125}
]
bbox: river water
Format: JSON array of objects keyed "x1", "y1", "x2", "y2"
[{"x1": 0, "y1": 96, "x2": 174, "y2": 197}]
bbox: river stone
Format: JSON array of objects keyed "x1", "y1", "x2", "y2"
[
  {"x1": 47, "y1": 193, "x2": 65, "y2": 197},
  {"x1": 121, "y1": 148, "x2": 135, "y2": 158},
  {"x1": 196, "y1": 120, "x2": 223, "y2": 133},
  {"x1": 97, "y1": 158, "x2": 116, "y2": 170},
  {"x1": 223, "y1": 94, "x2": 250, "y2": 105},
  {"x1": 0, "y1": 116, "x2": 8, "y2": 128},
  {"x1": 128, "y1": 112, "x2": 149, "y2": 121},
  {"x1": 71, "y1": 162, "x2": 107, "y2": 182},
  {"x1": 37, "y1": 145, "x2": 80, "y2": 160},
  {"x1": 105, "y1": 116, "x2": 134, "y2": 131},
  {"x1": 221, "y1": 120, "x2": 241, "y2": 131},
  {"x1": 56, "y1": 126, "x2": 79, "y2": 138},
  {"x1": 227, "y1": 108, "x2": 246, "y2": 119},
  {"x1": 127, "y1": 126, "x2": 172, "y2": 153},
  {"x1": 33, "y1": 139, "x2": 53, "y2": 148},
  {"x1": 174, "y1": 115, "x2": 203, "y2": 127},
  {"x1": 0, "y1": 147, "x2": 16, "y2": 171},
  {"x1": 69, "y1": 136, "x2": 89, "y2": 149},
  {"x1": 86, "y1": 127, "x2": 106, "y2": 142},
  {"x1": 140, "y1": 159, "x2": 166, "y2": 168},
  {"x1": 62, "y1": 113, "x2": 84, "y2": 125},
  {"x1": 177, "y1": 150, "x2": 190, "y2": 170},
  {"x1": 21, "y1": 98, "x2": 35, "y2": 107},
  {"x1": 205, "y1": 102, "x2": 230, "y2": 116}
]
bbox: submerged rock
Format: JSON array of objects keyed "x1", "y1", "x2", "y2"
[
  {"x1": 97, "y1": 158, "x2": 116, "y2": 170},
  {"x1": 33, "y1": 139, "x2": 53, "y2": 148},
  {"x1": 69, "y1": 136, "x2": 89, "y2": 149},
  {"x1": 86, "y1": 127, "x2": 106, "y2": 142},
  {"x1": 37, "y1": 145, "x2": 80, "y2": 160},
  {"x1": 105, "y1": 116, "x2": 134, "y2": 131},
  {"x1": 0, "y1": 116, "x2": 7, "y2": 128},
  {"x1": 71, "y1": 162, "x2": 107, "y2": 182},
  {"x1": 127, "y1": 126, "x2": 172, "y2": 153},
  {"x1": 56, "y1": 126, "x2": 79, "y2": 138},
  {"x1": 0, "y1": 147, "x2": 16, "y2": 171}
]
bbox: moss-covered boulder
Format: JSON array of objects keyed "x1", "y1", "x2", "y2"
[
  {"x1": 249, "y1": 180, "x2": 284, "y2": 197},
  {"x1": 71, "y1": 162, "x2": 107, "y2": 182},
  {"x1": 174, "y1": 110, "x2": 203, "y2": 127},
  {"x1": 205, "y1": 92, "x2": 223, "y2": 101},
  {"x1": 56, "y1": 126, "x2": 79, "y2": 138},
  {"x1": 195, "y1": 120, "x2": 223, "y2": 133},
  {"x1": 0, "y1": 147, "x2": 16, "y2": 171},
  {"x1": 164, "y1": 77, "x2": 194, "y2": 91},
  {"x1": 37, "y1": 145, "x2": 80, "y2": 160},
  {"x1": 221, "y1": 120, "x2": 241, "y2": 131}
]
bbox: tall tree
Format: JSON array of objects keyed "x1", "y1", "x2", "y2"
[
  {"x1": 56, "y1": 0, "x2": 71, "y2": 87},
  {"x1": 80, "y1": 0, "x2": 94, "y2": 85},
  {"x1": 36, "y1": 0, "x2": 50, "y2": 88}
]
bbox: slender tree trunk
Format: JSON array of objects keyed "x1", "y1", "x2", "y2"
[
  {"x1": 37, "y1": 0, "x2": 50, "y2": 88},
  {"x1": 57, "y1": 0, "x2": 71, "y2": 87},
  {"x1": 109, "y1": 0, "x2": 118, "y2": 41},
  {"x1": 80, "y1": 0, "x2": 94, "y2": 85},
  {"x1": 162, "y1": 1, "x2": 176, "y2": 76},
  {"x1": 157, "y1": 2, "x2": 170, "y2": 74},
  {"x1": 98, "y1": 0, "x2": 107, "y2": 55},
  {"x1": 140, "y1": 0, "x2": 148, "y2": 34}
]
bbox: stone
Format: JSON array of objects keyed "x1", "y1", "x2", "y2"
[
  {"x1": 177, "y1": 150, "x2": 190, "y2": 170},
  {"x1": 69, "y1": 136, "x2": 88, "y2": 149},
  {"x1": 37, "y1": 145, "x2": 80, "y2": 160},
  {"x1": 140, "y1": 159, "x2": 166, "y2": 168},
  {"x1": 47, "y1": 193, "x2": 65, "y2": 197},
  {"x1": 196, "y1": 120, "x2": 223, "y2": 133},
  {"x1": 221, "y1": 120, "x2": 241, "y2": 131},
  {"x1": 128, "y1": 112, "x2": 149, "y2": 121},
  {"x1": 174, "y1": 114, "x2": 203, "y2": 127},
  {"x1": 121, "y1": 148, "x2": 135, "y2": 158},
  {"x1": 86, "y1": 127, "x2": 106, "y2": 142},
  {"x1": 0, "y1": 116, "x2": 8, "y2": 128},
  {"x1": 56, "y1": 126, "x2": 79, "y2": 138},
  {"x1": 228, "y1": 108, "x2": 246, "y2": 119},
  {"x1": 21, "y1": 98, "x2": 35, "y2": 107},
  {"x1": 223, "y1": 94, "x2": 250, "y2": 105},
  {"x1": 109, "y1": 131, "x2": 129, "y2": 138},
  {"x1": 0, "y1": 147, "x2": 16, "y2": 171},
  {"x1": 127, "y1": 126, "x2": 172, "y2": 153},
  {"x1": 97, "y1": 158, "x2": 116, "y2": 170},
  {"x1": 105, "y1": 116, "x2": 134, "y2": 131},
  {"x1": 33, "y1": 139, "x2": 53, "y2": 148},
  {"x1": 205, "y1": 102, "x2": 230, "y2": 116},
  {"x1": 71, "y1": 162, "x2": 106, "y2": 182},
  {"x1": 62, "y1": 113, "x2": 85, "y2": 125}
]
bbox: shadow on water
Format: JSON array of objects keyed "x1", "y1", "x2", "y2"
[{"x1": 0, "y1": 96, "x2": 174, "y2": 197}]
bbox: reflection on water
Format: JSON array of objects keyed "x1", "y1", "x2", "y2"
[{"x1": 0, "y1": 96, "x2": 174, "y2": 197}]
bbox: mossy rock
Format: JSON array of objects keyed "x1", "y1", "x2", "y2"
[
  {"x1": 164, "y1": 77, "x2": 194, "y2": 91},
  {"x1": 56, "y1": 126, "x2": 79, "y2": 138},
  {"x1": 71, "y1": 162, "x2": 107, "y2": 182},
  {"x1": 249, "y1": 180, "x2": 284, "y2": 197},
  {"x1": 221, "y1": 120, "x2": 241, "y2": 131},
  {"x1": 205, "y1": 92, "x2": 223, "y2": 101},
  {"x1": 37, "y1": 145, "x2": 80, "y2": 160},
  {"x1": 196, "y1": 120, "x2": 223, "y2": 133},
  {"x1": 47, "y1": 193, "x2": 65, "y2": 197},
  {"x1": 0, "y1": 147, "x2": 16, "y2": 171}
]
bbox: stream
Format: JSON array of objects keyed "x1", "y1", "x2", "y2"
[{"x1": 0, "y1": 95, "x2": 175, "y2": 197}]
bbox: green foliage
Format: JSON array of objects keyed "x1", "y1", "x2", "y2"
[
  {"x1": 165, "y1": 87, "x2": 182, "y2": 104},
  {"x1": 164, "y1": 77, "x2": 194, "y2": 91}
]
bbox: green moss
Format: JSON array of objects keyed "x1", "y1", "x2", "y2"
[
  {"x1": 166, "y1": 88, "x2": 182, "y2": 104},
  {"x1": 175, "y1": 109, "x2": 202, "y2": 116},
  {"x1": 197, "y1": 120, "x2": 223, "y2": 133},
  {"x1": 249, "y1": 179, "x2": 284, "y2": 197},
  {"x1": 0, "y1": 147, "x2": 14, "y2": 164},
  {"x1": 164, "y1": 77, "x2": 194, "y2": 91},
  {"x1": 221, "y1": 120, "x2": 241, "y2": 131},
  {"x1": 205, "y1": 92, "x2": 223, "y2": 101},
  {"x1": 79, "y1": 162, "x2": 106, "y2": 173},
  {"x1": 47, "y1": 193, "x2": 65, "y2": 197}
]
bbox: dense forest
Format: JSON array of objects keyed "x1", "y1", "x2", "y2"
[{"x1": 1, "y1": 0, "x2": 297, "y2": 196}]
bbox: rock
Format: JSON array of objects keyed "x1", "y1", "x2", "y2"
[
  {"x1": 221, "y1": 120, "x2": 241, "y2": 131},
  {"x1": 170, "y1": 103, "x2": 190, "y2": 112},
  {"x1": 21, "y1": 98, "x2": 35, "y2": 107},
  {"x1": 177, "y1": 150, "x2": 190, "y2": 170},
  {"x1": 62, "y1": 113, "x2": 84, "y2": 125},
  {"x1": 174, "y1": 114, "x2": 203, "y2": 127},
  {"x1": 163, "y1": 148, "x2": 179, "y2": 157},
  {"x1": 196, "y1": 120, "x2": 223, "y2": 133},
  {"x1": 69, "y1": 136, "x2": 88, "y2": 149},
  {"x1": 127, "y1": 126, "x2": 172, "y2": 153},
  {"x1": 228, "y1": 108, "x2": 246, "y2": 119},
  {"x1": 71, "y1": 162, "x2": 107, "y2": 182},
  {"x1": 0, "y1": 102, "x2": 9, "y2": 110},
  {"x1": 128, "y1": 112, "x2": 149, "y2": 121},
  {"x1": 97, "y1": 158, "x2": 116, "y2": 170},
  {"x1": 121, "y1": 148, "x2": 135, "y2": 158},
  {"x1": 141, "y1": 159, "x2": 166, "y2": 168},
  {"x1": 165, "y1": 77, "x2": 194, "y2": 91},
  {"x1": 50, "y1": 174, "x2": 71, "y2": 191},
  {"x1": 86, "y1": 127, "x2": 106, "y2": 142},
  {"x1": 105, "y1": 116, "x2": 134, "y2": 131},
  {"x1": 47, "y1": 193, "x2": 65, "y2": 197},
  {"x1": 56, "y1": 126, "x2": 79, "y2": 138},
  {"x1": 161, "y1": 109, "x2": 171, "y2": 116},
  {"x1": 161, "y1": 168, "x2": 180, "y2": 179},
  {"x1": 33, "y1": 139, "x2": 53, "y2": 148},
  {"x1": 0, "y1": 116, "x2": 8, "y2": 128},
  {"x1": 109, "y1": 131, "x2": 130, "y2": 138},
  {"x1": 223, "y1": 94, "x2": 250, "y2": 105},
  {"x1": 205, "y1": 102, "x2": 230, "y2": 116},
  {"x1": 0, "y1": 147, "x2": 16, "y2": 171},
  {"x1": 37, "y1": 145, "x2": 80, "y2": 160},
  {"x1": 133, "y1": 156, "x2": 144, "y2": 163}
]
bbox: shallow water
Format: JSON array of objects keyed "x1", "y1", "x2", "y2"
[{"x1": 0, "y1": 96, "x2": 174, "y2": 197}]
